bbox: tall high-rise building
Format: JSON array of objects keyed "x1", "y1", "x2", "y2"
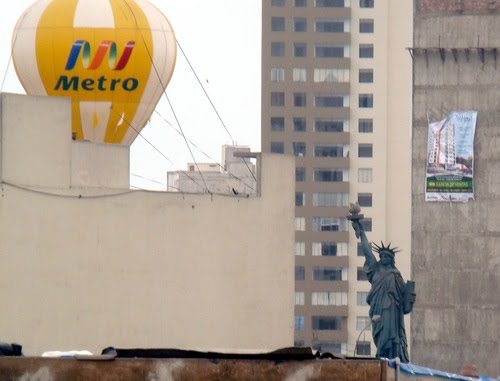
[{"x1": 261, "y1": 0, "x2": 412, "y2": 355}]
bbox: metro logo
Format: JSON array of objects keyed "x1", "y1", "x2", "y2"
[{"x1": 65, "y1": 40, "x2": 135, "y2": 71}]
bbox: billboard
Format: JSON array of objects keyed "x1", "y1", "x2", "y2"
[{"x1": 425, "y1": 111, "x2": 477, "y2": 202}]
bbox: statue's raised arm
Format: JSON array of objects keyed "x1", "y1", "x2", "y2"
[{"x1": 347, "y1": 202, "x2": 376, "y2": 267}]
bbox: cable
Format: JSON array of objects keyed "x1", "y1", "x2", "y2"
[
  {"x1": 153, "y1": 110, "x2": 256, "y2": 191},
  {"x1": 121, "y1": 0, "x2": 210, "y2": 194},
  {"x1": 176, "y1": 40, "x2": 235, "y2": 146},
  {"x1": 131, "y1": 173, "x2": 166, "y2": 186},
  {"x1": 1, "y1": 180, "x2": 136, "y2": 199},
  {"x1": 1, "y1": 54, "x2": 12, "y2": 92},
  {"x1": 109, "y1": 107, "x2": 205, "y2": 191}
]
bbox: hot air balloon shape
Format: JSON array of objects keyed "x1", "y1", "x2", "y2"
[{"x1": 12, "y1": 0, "x2": 176, "y2": 146}]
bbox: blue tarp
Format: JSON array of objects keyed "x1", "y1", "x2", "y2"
[{"x1": 387, "y1": 361, "x2": 497, "y2": 381}]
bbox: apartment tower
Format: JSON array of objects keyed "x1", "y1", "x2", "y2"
[{"x1": 261, "y1": 0, "x2": 412, "y2": 355}]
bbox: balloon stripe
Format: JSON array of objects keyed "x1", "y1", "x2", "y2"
[
  {"x1": 65, "y1": 40, "x2": 85, "y2": 70},
  {"x1": 114, "y1": 41, "x2": 135, "y2": 71},
  {"x1": 88, "y1": 40, "x2": 113, "y2": 70}
]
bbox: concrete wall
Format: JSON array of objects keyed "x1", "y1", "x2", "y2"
[
  {"x1": 412, "y1": 2, "x2": 500, "y2": 376},
  {"x1": 0, "y1": 93, "x2": 295, "y2": 355}
]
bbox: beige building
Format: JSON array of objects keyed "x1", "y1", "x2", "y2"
[
  {"x1": 0, "y1": 93, "x2": 295, "y2": 355},
  {"x1": 261, "y1": 0, "x2": 412, "y2": 355},
  {"x1": 167, "y1": 145, "x2": 257, "y2": 195}
]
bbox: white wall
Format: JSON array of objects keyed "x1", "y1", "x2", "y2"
[{"x1": 0, "y1": 93, "x2": 295, "y2": 355}]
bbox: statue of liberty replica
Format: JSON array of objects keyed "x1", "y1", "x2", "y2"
[{"x1": 348, "y1": 203, "x2": 416, "y2": 363}]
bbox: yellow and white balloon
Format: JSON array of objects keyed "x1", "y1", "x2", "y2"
[{"x1": 12, "y1": 0, "x2": 176, "y2": 145}]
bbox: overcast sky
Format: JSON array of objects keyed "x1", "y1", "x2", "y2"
[{"x1": 0, "y1": 0, "x2": 262, "y2": 190}]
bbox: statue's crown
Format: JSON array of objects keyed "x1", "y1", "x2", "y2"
[{"x1": 372, "y1": 241, "x2": 400, "y2": 257}]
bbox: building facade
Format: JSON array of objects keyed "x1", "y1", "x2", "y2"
[
  {"x1": 412, "y1": 0, "x2": 500, "y2": 376},
  {"x1": 261, "y1": 0, "x2": 412, "y2": 355},
  {"x1": 0, "y1": 93, "x2": 295, "y2": 355}
]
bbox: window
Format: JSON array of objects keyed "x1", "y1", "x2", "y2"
[
  {"x1": 313, "y1": 169, "x2": 347, "y2": 182},
  {"x1": 313, "y1": 267, "x2": 342, "y2": 280},
  {"x1": 358, "y1": 168, "x2": 373, "y2": 183},
  {"x1": 314, "y1": 68, "x2": 350, "y2": 83},
  {"x1": 359, "y1": 44, "x2": 374, "y2": 58},
  {"x1": 357, "y1": 267, "x2": 368, "y2": 281},
  {"x1": 357, "y1": 316, "x2": 372, "y2": 331},
  {"x1": 315, "y1": 0, "x2": 348, "y2": 7},
  {"x1": 359, "y1": 19, "x2": 374, "y2": 33},
  {"x1": 314, "y1": 95, "x2": 347, "y2": 108},
  {"x1": 315, "y1": 119, "x2": 348, "y2": 132},
  {"x1": 357, "y1": 291, "x2": 368, "y2": 306},
  {"x1": 314, "y1": 144, "x2": 346, "y2": 157},
  {"x1": 315, "y1": 45, "x2": 348, "y2": 58},
  {"x1": 313, "y1": 342, "x2": 346, "y2": 355},
  {"x1": 358, "y1": 193, "x2": 372, "y2": 207},
  {"x1": 296, "y1": 191, "x2": 305, "y2": 206},
  {"x1": 312, "y1": 217, "x2": 347, "y2": 232},
  {"x1": 358, "y1": 144, "x2": 373, "y2": 158},
  {"x1": 294, "y1": 92, "x2": 307, "y2": 107},
  {"x1": 312, "y1": 242, "x2": 348, "y2": 256},
  {"x1": 270, "y1": 141, "x2": 284, "y2": 153},
  {"x1": 295, "y1": 242, "x2": 305, "y2": 256},
  {"x1": 271, "y1": 17, "x2": 285, "y2": 31},
  {"x1": 271, "y1": 117, "x2": 285, "y2": 131},
  {"x1": 293, "y1": 68, "x2": 307, "y2": 82},
  {"x1": 359, "y1": 69, "x2": 373, "y2": 83},
  {"x1": 271, "y1": 92, "x2": 285, "y2": 107},
  {"x1": 293, "y1": 117, "x2": 306, "y2": 131},
  {"x1": 272, "y1": 0, "x2": 285, "y2": 5},
  {"x1": 312, "y1": 292, "x2": 347, "y2": 305},
  {"x1": 360, "y1": 0, "x2": 374, "y2": 8},
  {"x1": 271, "y1": 67, "x2": 285, "y2": 82},
  {"x1": 294, "y1": 17, "x2": 307, "y2": 32},
  {"x1": 294, "y1": 43, "x2": 307, "y2": 57},
  {"x1": 295, "y1": 316, "x2": 305, "y2": 331},
  {"x1": 271, "y1": 42, "x2": 285, "y2": 56},
  {"x1": 361, "y1": 218, "x2": 372, "y2": 231},
  {"x1": 312, "y1": 316, "x2": 342, "y2": 330},
  {"x1": 295, "y1": 217, "x2": 306, "y2": 231},
  {"x1": 315, "y1": 19, "x2": 349, "y2": 32},
  {"x1": 295, "y1": 292, "x2": 305, "y2": 305},
  {"x1": 312, "y1": 193, "x2": 348, "y2": 207},
  {"x1": 356, "y1": 342, "x2": 371, "y2": 356},
  {"x1": 296, "y1": 167, "x2": 306, "y2": 182},
  {"x1": 359, "y1": 94, "x2": 373, "y2": 108},
  {"x1": 293, "y1": 142, "x2": 306, "y2": 156},
  {"x1": 295, "y1": 266, "x2": 305, "y2": 280},
  {"x1": 295, "y1": 0, "x2": 307, "y2": 6},
  {"x1": 357, "y1": 242, "x2": 364, "y2": 256},
  {"x1": 358, "y1": 118, "x2": 373, "y2": 133}
]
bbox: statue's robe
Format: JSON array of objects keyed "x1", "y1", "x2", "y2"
[{"x1": 365, "y1": 261, "x2": 409, "y2": 362}]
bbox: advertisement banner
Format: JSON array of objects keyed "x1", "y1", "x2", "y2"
[{"x1": 425, "y1": 111, "x2": 477, "y2": 202}]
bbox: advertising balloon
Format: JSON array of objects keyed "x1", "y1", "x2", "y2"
[{"x1": 12, "y1": 0, "x2": 176, "y2": 145}]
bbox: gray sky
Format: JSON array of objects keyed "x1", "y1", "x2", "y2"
[{"x1": 0, "y1": 0, "x2": 262, "y2": 190}]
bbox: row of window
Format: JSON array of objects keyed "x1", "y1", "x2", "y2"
[
  {"x1": 296, "y1": 291, "x2": 347, "y2": 306},
  {"x1": 271, "y1": 142, "x2": 373, "y2": 158},
  {"x1": 296, "y1": 315, "x2": 343, "y2": 331},
  {"x1": 272, "y1": 0, "x2": 374, "y2": 9},
  {"x1": 271, "y1": 118, "x2": 372, "y2": 133},
  {"x1": 295, "y1": 217, "x2": 372, "y2": 232},
  {"x1": 295, "y1": 192, "x2": 372, "y2": 207},
  {"x1": 295, "y1": 241, "x2": 348, "y2": 256},
  {"x1": 272, "y1": 17, "x2": 374, "y2": 34},
  {"x1": 271, "y1": 68, "x2": 372, "y2": 83},
  {"x1": 294, "y1": 291, "x2": 368, "y2": 306},
  {"x1": 295, "y1": 266, "x2": 370, "y2": 282},
  {"x1": 271, "y1": 42, "x2": 373, "y2": 58},
  {"x1": 270, "y1": 92, "x2": 373, "y2": 108},
  {"x1": 295, "y1": 167, "x2": 373, "y2": 183}
]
